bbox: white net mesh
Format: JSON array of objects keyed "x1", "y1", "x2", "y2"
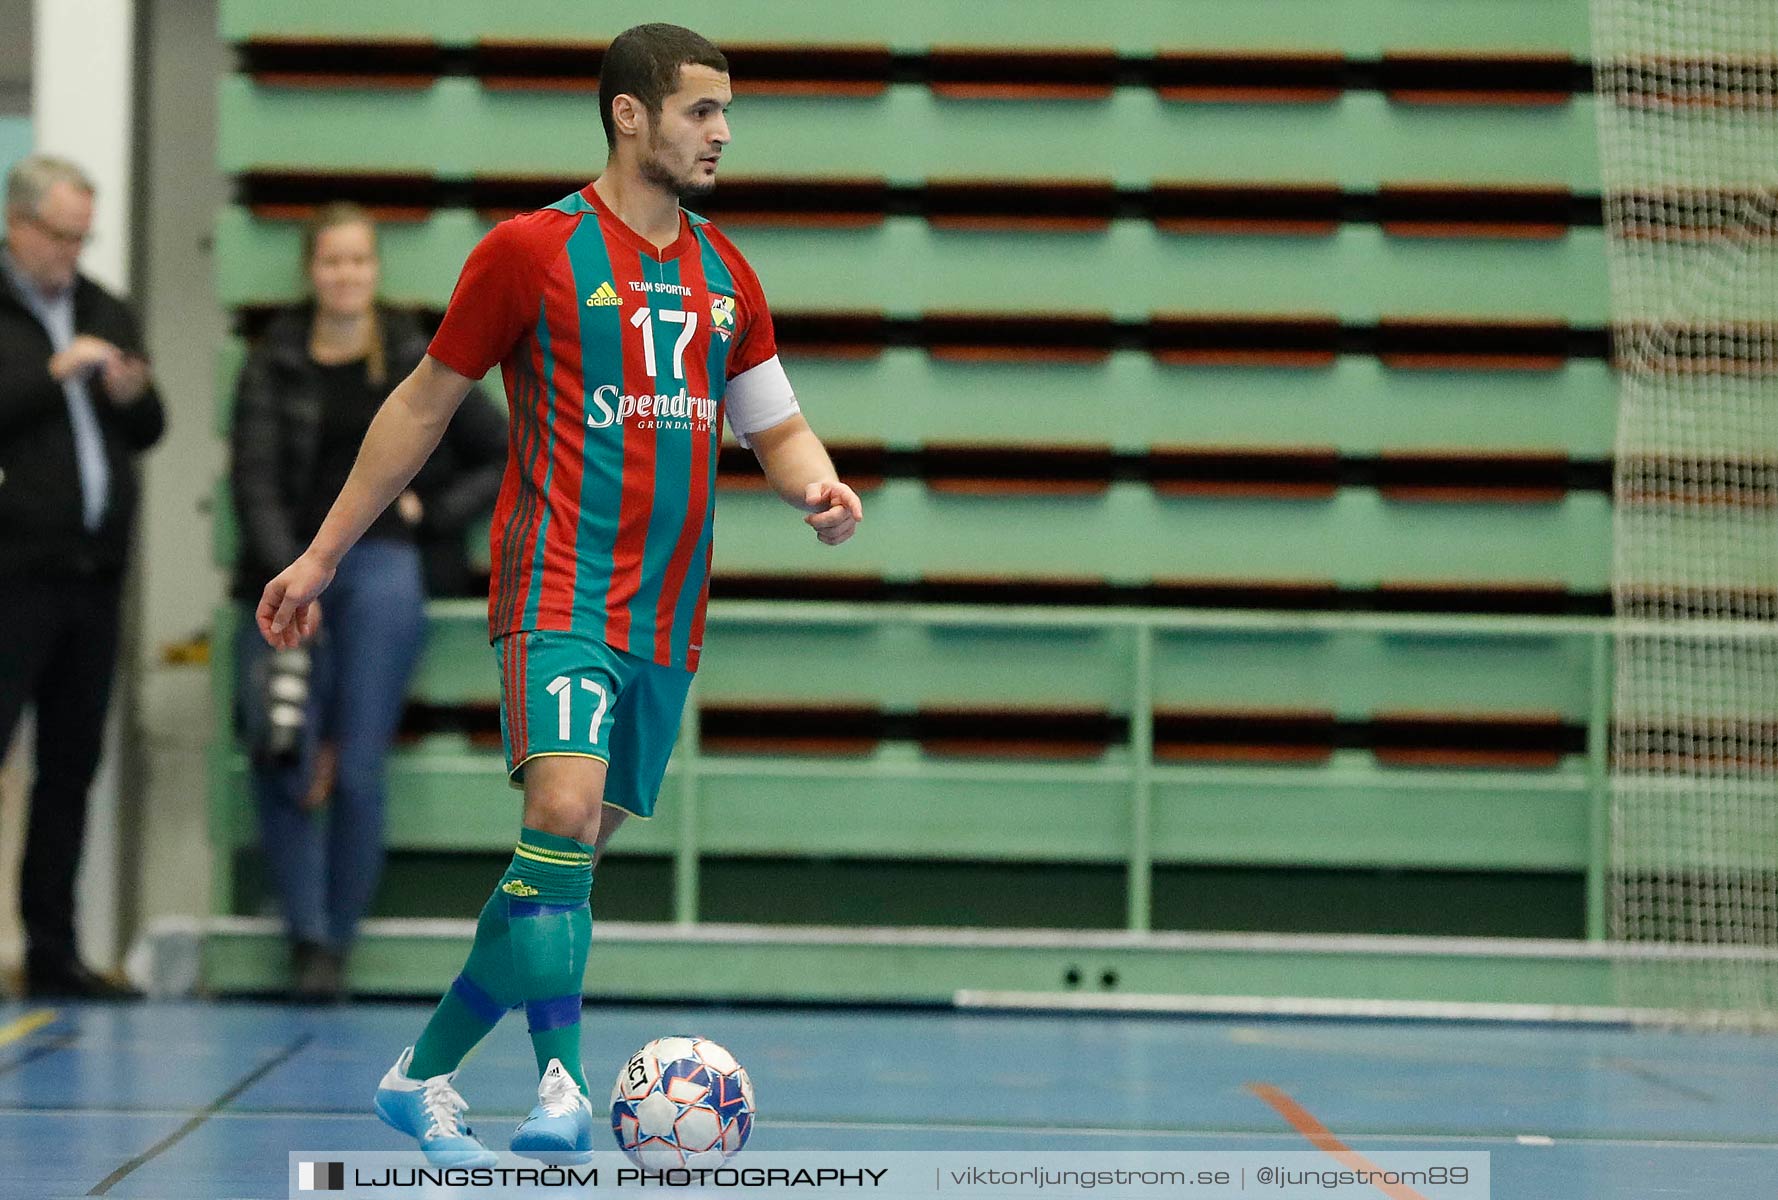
[{"x1": 1594, "y1": 0, "x2": 1778, "y2": 1023}]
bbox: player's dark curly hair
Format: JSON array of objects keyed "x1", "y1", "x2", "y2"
[{"x1": 599, "y1": 24, "x2": 729, "y2": 149}]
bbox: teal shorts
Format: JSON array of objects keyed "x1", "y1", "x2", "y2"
[{"x1": 495, "y1": 629, "x2": 693, "y2": 819}]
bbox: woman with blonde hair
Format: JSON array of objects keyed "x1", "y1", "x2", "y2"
[{"x1": 230, "y1": 203, "x2": 505, "y2": 1000}]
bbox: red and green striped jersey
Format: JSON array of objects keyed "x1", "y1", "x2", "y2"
[{"x1": 428, "y1": 185, "x2": 778, "y2": 671}]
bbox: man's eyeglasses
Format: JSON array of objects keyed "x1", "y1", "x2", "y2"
[{"x1": 19, "y1": 213, "x2": 91, "y2": 249}]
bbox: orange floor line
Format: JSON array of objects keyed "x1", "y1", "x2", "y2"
[{"x1": 1246, "y1": 1081, "x2": 1432, "y2": 1200}]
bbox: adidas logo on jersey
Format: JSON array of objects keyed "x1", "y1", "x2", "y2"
[{"x1": 585, "y1": 282, "x2": 621, "y2": 307}]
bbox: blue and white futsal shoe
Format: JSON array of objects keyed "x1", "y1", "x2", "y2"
[
  {"x1": 510, "y1": 1059, "x2": 596, "y2": 1162},
  {"x1": 373, "y1": 1046, "x2": 499, "y2": 1168}
]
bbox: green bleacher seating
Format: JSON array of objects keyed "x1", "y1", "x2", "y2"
[{"x1": 208, "y1": 0, "x2": 1644, "y2": 1001}]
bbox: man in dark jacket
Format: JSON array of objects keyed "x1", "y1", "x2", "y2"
[{"x1": 0, "y1": 154, "x2": 164, "y2": 999}]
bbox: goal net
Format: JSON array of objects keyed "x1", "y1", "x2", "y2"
[{"x1": 1594, "y1": 0, "x2": 1778, "y2": 1023}]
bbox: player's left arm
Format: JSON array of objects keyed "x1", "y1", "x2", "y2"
[
  {"x1": 746, "y1": 414, "x2": 862, "y2": 546},
  {"x1": 716, "y1": 236, "x2": 858, "y2": 542}
]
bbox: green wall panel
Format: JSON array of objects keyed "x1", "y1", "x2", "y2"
[
  {"x1": 221, "y1": 0, "x2": 1591, "y2": 55},
  {"x1": 212, "y1": 341, "x2": 1620, "y2": 457},
  {"x1": 1148, "y1": 628, "x2": 1594, "y2": 715},
  {"x1": 693, "y1": 765, "x2": 1136, "y2": 862},
  {"x1": 398, "y1": 615, "x2": 1600, "y2": 719},
  {"x1": 220, "y1": 80, "x2": 1601, "y2": 188},
  {"x1": 215, "y1": 207, "x2": 486, "y2": 308},
  {"x1": 200, "y1": 922, "x2": 1623, "y2": 1008},
  {"x1": 709, "y1": 483, "x2": 1612, "y2": 585},
  {"x1": 219, "y1": 743, "x2": 1591, "y2": 871},
  {"x1": 217, "y1": 209, "x2": 1612, "y2": 323},
  {"x1": 212, "y1": 479, "x2": 1618, "y2": 586},
  {"x1": 396, "y1": 607, "x2": 1600, "y2": 719},
  {"x1": 697, "y1": 622, "x2": 1129, "y2": 709},
  {"x1": 1150, "y1": 768, "x2": 1588, "y2": 870}
]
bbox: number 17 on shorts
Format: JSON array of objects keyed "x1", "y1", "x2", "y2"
[
  {"x1": 496, "y1": 629, "x2": 693, "y2": 812},
  {"x1": 497, "y1": 630, "x2": 622, "y2": 779}
]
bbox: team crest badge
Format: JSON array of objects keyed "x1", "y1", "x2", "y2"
[{"x1": 710, "y1": 294, "x2": 736, "y2": 341}]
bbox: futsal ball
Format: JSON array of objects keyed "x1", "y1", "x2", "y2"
[{"x1": 610, "y1": 1035, "x2": 755, "y2": 1168}]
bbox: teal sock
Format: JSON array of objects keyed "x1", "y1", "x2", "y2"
[
  {"x1": 502, "y1": 828, "x2": 595, "y2": 1094},
  {"x1": 498, "y1": 827, "x2": 596, "y2": 906},
  {"x1": 407, "y1": 828, "x2": 592, "y2": 1084},
  {"x1": 407, "y1": 891, "x2": 521, "y2": 1079}
]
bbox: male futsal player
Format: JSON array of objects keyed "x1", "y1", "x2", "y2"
[{"x1": 256, "y1": 23, "x2": 863, "y2": 1163}]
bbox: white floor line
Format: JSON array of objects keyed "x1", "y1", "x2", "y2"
[{"x1": 4, "y1": 1107, "x2": 1776, "y2": 1152}]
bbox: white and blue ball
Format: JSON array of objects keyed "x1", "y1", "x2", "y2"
[{"x1": 610, "y1": 1036, "x2": 755, "y2": 1168}]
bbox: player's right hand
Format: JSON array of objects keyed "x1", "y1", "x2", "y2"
[{"x1": 257, "y1": 552, "x2": 335, "y2": 649}]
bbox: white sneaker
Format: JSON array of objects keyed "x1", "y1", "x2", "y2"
[
  {"x1": 372, "y1": 1046, "x2": 499, "y2": 1168},
  {"x1": 510, "y1": 1058, "x2": 596, "y2": 1162}
]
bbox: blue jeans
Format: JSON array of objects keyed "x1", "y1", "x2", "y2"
[{"x1": 236, "y1": 539, "x2": 426, "y2": 949}]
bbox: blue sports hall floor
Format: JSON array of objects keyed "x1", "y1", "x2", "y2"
[{"x1": 0, "y1": 999, "x2": 1772, "y2": 1198}]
